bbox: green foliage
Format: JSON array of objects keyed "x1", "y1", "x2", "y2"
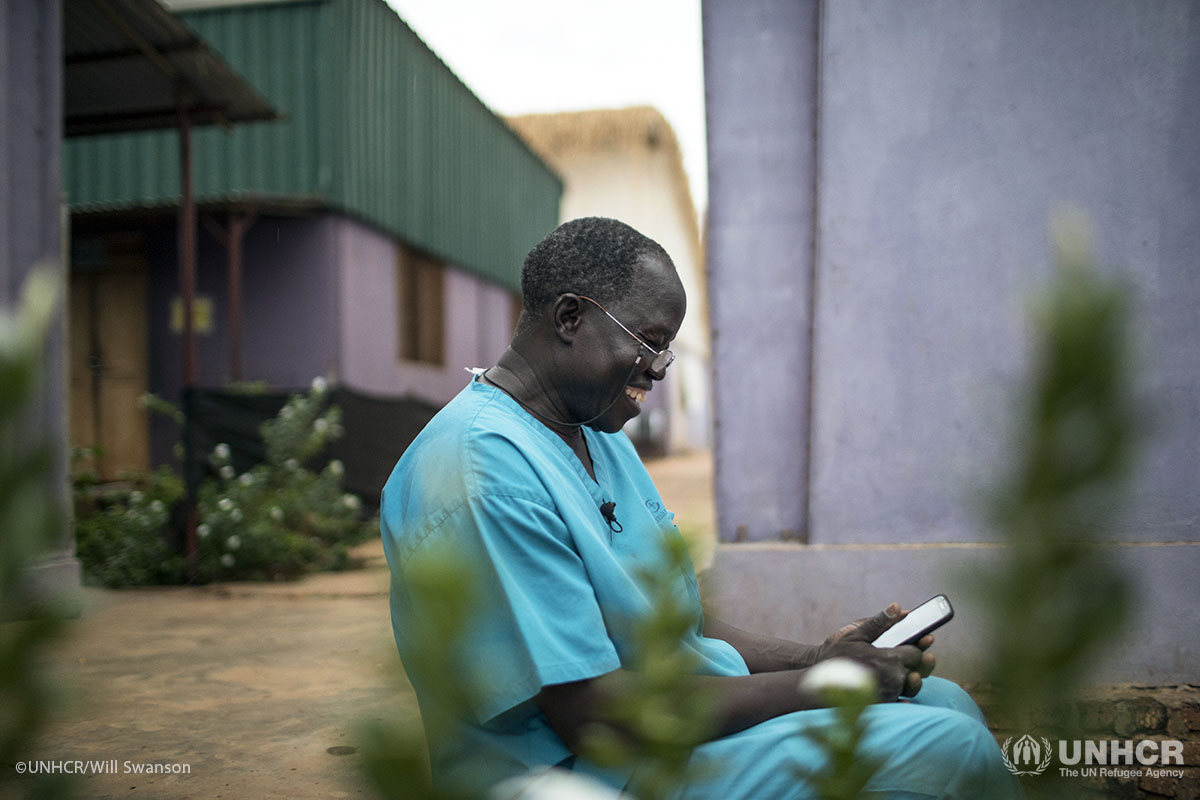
[
  {"x1": 358, "y1": 546, "x2": 482, "y2": 800},
  {"x1": 193, "y1": 381, "x2": 373, "y2": 582},
  {"x1": 579, "y1": 532, "x2": 717, "y2": 800},
  {"x1": 793, "y1": 662, "x2": 881, "y2": 800},
  {"x1": 73, "y1": 379, "x2": 375, "y2": 585},
  {"x1": 137, "y1": 392, "x2": 184, "y2": 425},
  {"x1": 358, "y1": 534, "x2": 716, "y2": 800},
  {"x1": 0, "y1": 266, "x2": 75, "y2": 800},
  {"x1": 73, "y1": 464, "x2": 186, "y2": 587},
  {"x1": 975, "y1": 216, "x2": 1140, "y2": 731},
  {"x1": 225, "y1": 379, "x2": 271, "y2": 395}
]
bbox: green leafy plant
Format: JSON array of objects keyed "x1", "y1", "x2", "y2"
[
  {"x1": 971, "y1": 216, "x2": 1141, "y2": 797},
  {"x1": 0, "y1": 266, "x2": 75, "y2": 800},
  {"x1": 793, "y1": 659, "x2": 881, "y2": 800},
  {"x1": 74, "y1": 379, "x2": 375, "y2": 585},
  {"x1": 979, "y1": 219, "x2": 1139, "y2": 712},
  {"x1": 73, "y1": 464, "x2": 187, "y2": 587},
  {"x1": 358, "y1": 545, "x2": 483, "y2": 800},
  {"x1": 193, "y1": 380, "x2": 374, "y2": 582},
  {"x1": 580, "y1": 532, "x2": 717, "y2": 800}
]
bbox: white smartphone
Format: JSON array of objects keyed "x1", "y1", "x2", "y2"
[{"x1": 871, "y1": 594, "x2": 954, "y2": 648}]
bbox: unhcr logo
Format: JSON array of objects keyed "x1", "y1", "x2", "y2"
[
  {"x1": 999, "y1": 734, "x2": 1186, "y2": 779},
  {"x1": 1000, "y1": 735, "x2": 1052, "y2": 776}
]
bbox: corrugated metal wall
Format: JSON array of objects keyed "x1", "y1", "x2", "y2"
[
  {"x1": 63, "y1": 0, "x2": 560, "y2": 291},
  {"x1": 331, "y1": 0, "x2": 559, "y2": 289}
]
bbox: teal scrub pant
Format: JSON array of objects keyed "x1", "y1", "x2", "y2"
[{"x1": 680, "y1": 677, "x2": 1023, "y2": 799}]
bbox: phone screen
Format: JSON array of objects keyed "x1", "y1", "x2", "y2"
[{"x1": 871, "y1": 594, "x2": 953, "y2": 648}]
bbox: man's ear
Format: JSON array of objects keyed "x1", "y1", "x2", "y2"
[{"x1": 552, "y1": 294, "x2": 584, "y2": 343}]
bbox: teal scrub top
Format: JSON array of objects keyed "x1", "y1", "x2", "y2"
[{"x1": 381, "y1": 377, "x2": 748, "y2": 790}]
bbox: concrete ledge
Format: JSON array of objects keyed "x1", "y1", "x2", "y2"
[
  {"x1": 12, "y1": 549, "x2": 83, "y2": 619},
  {"x1": 703, "y1": 541, "x2": 1200, "y2": 685}
]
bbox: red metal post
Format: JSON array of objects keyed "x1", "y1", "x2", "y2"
[
  {"x1": 178, "y1": 107, "x2": 196, "y2": 386},
  {"x1": 228, "y1": 215, "x2": 248, "y2": 382},
  {"x1": 178, "y1": 99, "x2": 198, "y2": 578}
]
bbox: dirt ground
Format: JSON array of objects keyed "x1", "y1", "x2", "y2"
[{"x1": 13, "y1": 451, "x2": 716, "y2": 800}]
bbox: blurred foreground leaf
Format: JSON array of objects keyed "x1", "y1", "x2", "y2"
[
  {"x1": 975, "y1": 215, "x2": 1142, "y2": 780},
  {"x1": 0, "y1": 266, "x2": 74, "y2": 800}
]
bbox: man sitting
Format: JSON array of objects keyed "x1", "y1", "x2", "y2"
[{"x1": 381, "y1": 217, "x2": 1022, "y2": 798}]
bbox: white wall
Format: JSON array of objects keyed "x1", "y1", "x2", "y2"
[{"x1": 553, "y1": 146, "x2": 711, "y2": 452}]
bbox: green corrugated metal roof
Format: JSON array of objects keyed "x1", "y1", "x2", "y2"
[{"x1": 63, "y1": 0, "x2": 561, "y2": 291}]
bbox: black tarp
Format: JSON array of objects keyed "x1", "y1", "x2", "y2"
[{"x1": 181, "y1": 386, "x2": 439, "y2": 508}]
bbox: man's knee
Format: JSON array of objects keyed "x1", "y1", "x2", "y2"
[
  {"x1": 908, "y1": 709, "x2": 1017, "y2": 796},
  {"x1": 911, "y1": 676, "x2": 987, "y2": 724}
]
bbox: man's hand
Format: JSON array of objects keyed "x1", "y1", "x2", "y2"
[{"x1": 813, "y1": 602, "x2": 936, "y2": 700}]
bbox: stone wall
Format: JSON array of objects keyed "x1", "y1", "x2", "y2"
[{"x1": 969, "y1": 684, "x2": 1200, "y2": 799}]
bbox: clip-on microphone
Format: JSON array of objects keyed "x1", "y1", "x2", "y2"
[{"x1": 600, "y1": 501, "x2": 622, "y2": 533}]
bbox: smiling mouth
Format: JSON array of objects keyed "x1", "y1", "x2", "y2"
[{"x1": 624, "y1": 386, "x2": 646, "y2": 405}]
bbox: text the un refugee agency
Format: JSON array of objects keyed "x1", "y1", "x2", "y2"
[{"x1": 1001, "y1": 733, "x2": 1185, "y2": 779}]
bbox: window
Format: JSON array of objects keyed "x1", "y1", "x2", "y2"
[{"x1": 397, "y1": 246, "x2": 445, "y2": 365}]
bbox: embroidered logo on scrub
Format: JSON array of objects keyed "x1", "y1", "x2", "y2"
[{"x1": 644, "y1": 499, "x2": 671, "y2": 523}]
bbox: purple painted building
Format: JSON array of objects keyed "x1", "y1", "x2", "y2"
[
  {"x1": 64, "y1": 0, "x2": 561, "y2": 478},
  {"x1": 702, "y1": 0, "x2": 1200, "y2": 685}
]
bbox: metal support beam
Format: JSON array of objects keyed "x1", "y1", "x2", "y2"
[
  {"x1": 203, "y1": 211, "x2": 257, "y2": 383},
  {"x1": 177, "y1": 94, "x2": 198, "y2": 579}
]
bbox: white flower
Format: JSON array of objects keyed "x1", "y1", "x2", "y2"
[
  {"x1": 311, "y1": 376, "x2": 328, "y2": 394},
  {"x1": 314, "y1": 418, "x2": 329, "y2": 433},
  {"x1": 226, "y1": 535, "x2": 241, "y2": 550},
  {"x1": 281, "y1": 405, "x2": 294, "y2": 419},
  {"x1": 197, "y1": 523, "x2": 211, "y2": 539},
  {"x1": 220, "y1": 464, "x2": 235, "y2": 480},
  {"x1": 285, "y1": 458, "x2": 299, "y2": 471},
  {"x1": 214, "y1": 443, "x2": 231, "y2": 460},
  {"x1": 801, "y1": 658, "x2": 877, "y2": 696},
  {"x1": 149, "y1": 499, "x2": 165, "y2": 514},
  {"x1": 270, "y1": 507, "x2": 284, "y2": 522},
  {"x1": 329, "y1": 459, "x2": 344, "y2": 476},
  {"x1": 238, "y1": 472, "x2": 253, "y2": 486},
  {"x1": 488, "y1": 767, "x2": 623, "y2": 800},
  {"x1": 130, "y1": 490, "x2": 145, "y2": 504},
  {"x1": 342, "y1": 494, "x2": 360, "y2": 510},
  {"x1": 220, "y1": 553, "x2": 235, "y2": 568},
  {"x1": 218, "y1": 497, "x2": 233, "y2": 512},
  {"x1": 230, "y1": 508, "x2": 243, "y2": 523}
]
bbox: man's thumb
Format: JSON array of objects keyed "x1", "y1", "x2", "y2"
[{"x1": 860, "y1": 602, "x2": 903, "y2": 640}]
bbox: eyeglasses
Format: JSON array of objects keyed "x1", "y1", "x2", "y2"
[{"x1": 578, "y1": 295, "x2": 675, "y2": 379}]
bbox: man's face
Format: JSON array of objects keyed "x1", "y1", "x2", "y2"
[{"x1": 567, "y1": 254, "x2": 686, "y2": 434}]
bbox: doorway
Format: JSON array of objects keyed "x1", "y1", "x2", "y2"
[{"x1": 69, "y1": 232, "x2": 150, "y2": 480}]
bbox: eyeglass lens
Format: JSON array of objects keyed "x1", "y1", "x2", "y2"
[{"x1": 647, "y1": 349, "x2": 674, "y2": 377}]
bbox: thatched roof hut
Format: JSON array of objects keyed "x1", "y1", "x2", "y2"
[{"x1": 506, "y1": 106, "x2": 702, "y2": 256}]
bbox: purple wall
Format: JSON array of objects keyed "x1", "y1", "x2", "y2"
[
  {"x1": 142, "y1": 212, "x2": 518, "y2": 466},
  {"x1": 704, "y1": 0, "x2": 820, "y2": 542},
  {"x1": 145, "y1": 215, "x2": 339, "y2": 465},
  {"x1": 241, "y1": 217, "x2": 339, "y2": 387},
  {"x1": 335, "y1": 216, "x2": 515, "y2": 404},
  {"x1": 703, "y1": 0, "x2": 1200, "y2": 683},
  {"x1": 3, "y1": 0, "x2": 81, "y2": 602},
  {"x1": 146, "y1": 215, "x2": 339, "y2": 400}
]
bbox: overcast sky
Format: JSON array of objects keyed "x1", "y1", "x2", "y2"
[{"x1": 383, "y1": 0, "x2": 709, "y2": 215}]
